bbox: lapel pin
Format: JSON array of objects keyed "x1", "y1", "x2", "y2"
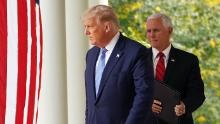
[
  {"x1": 116, "y1": 54, "x2": 120, "y2": 58},
  {"x1": 171, "y1": 58, "x2": 175, "y2": 62}
]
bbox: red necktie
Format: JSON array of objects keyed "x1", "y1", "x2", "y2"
[{"x1": 156, "y1": 52, "x2": 165, "y2": 81}]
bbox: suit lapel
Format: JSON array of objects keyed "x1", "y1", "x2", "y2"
[
  {"x1": 89, "y1": 47, "x2": 100, "y2": 101},
  {"x1": 150, "y1": 46, "x2": 177, "y2": 85},
  {"x1": 95, "y1": 34, "x2": 125, "y2": 102},
  {"x1": 164, "y1": 46, "x2": 177, "y2": 85},
  {"x1": 148, "y1": 48, "x2": 154, "y2": 76}
]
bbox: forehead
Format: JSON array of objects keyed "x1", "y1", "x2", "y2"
[{"x1": 83, "y1": 16, "x2": 98, "y2": 25}]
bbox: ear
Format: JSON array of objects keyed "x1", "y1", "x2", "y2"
[
  {"x1": 104, "y1": 22, "x2": 111, "y2": 33},
  {"x1": 168, "y1": 27, "x2": 173, "y2": 34}
]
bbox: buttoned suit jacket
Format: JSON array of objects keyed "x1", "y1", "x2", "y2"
[
  {"x1": 85, "y1": 34, "x2": 154, "y2": 124},
  {"x1": 147, "y1": 46, "x2": 205, "y2": 124}
]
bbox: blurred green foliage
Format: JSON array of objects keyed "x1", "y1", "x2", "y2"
[{"x1": 109, "y1": 0, "x2": 220, "y2": 123}]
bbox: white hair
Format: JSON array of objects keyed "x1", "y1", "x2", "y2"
[{"x1": 147, "y1": 13, "x2": 173, "y2": 28}]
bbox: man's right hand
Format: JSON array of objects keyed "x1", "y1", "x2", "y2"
[{"x1": 152, "y1": 100, "x2": 162, "y2": 114}]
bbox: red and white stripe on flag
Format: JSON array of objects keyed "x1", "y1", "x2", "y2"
[{"x1": 0, "y1": 0, "x2": 43, "y2": 123}]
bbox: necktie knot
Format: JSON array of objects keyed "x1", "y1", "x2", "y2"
[
  {"x1": 157, "y1": 52, "x2": 164, "y2": 58},
  {"x1": 101, "y1": 48, "x2": 108, "y2": 55},
  {"x1": 100, "y1": 48, "x2": 108, "y2": 65}
]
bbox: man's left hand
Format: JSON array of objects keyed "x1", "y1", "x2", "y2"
[{"x1": 174, "y1": 101, "x2": 185, "y2": 116}]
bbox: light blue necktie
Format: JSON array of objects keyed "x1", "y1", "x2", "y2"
[{"x1": 95, "y1": 48, "x2": 107, "y2": 95}]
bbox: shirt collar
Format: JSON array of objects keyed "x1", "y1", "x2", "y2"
[
  {"x1": 152, "y1": 44, "x2": 171, "y2": 60},
  {"x1": 105, "y1": 32, "x2": 120, "y2": 52}
]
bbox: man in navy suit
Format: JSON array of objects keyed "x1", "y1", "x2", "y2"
[
  {"x1": 146, "y1": 13, "x2": 205, "y2": 124},
  {"x1": 83, "y1": 5, "x2": 153, "y2": 124}
]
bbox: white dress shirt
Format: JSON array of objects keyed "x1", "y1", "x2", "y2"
[
  {"x1": 152, "y1": 44, "x2": 171, "y2": 76},
  {"x1": 96, "y1": 32, "x2": 120, "y2": 72}
]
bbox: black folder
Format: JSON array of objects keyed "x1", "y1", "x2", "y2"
[{"x1": 153, "y1": 80, "x2": 180, "y2": 124}]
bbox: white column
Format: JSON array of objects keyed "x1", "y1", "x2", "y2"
[
  {"x1": 99, "y1": 0, "x2": 108, "y2": 5},
  {"x1": 89, "y1": 0, "x2": 108, "y2": 7},
  {"x1": 38, "y1": 0, "x2": 68, "y2": 124},
  {"x1": 65, "y1": 0, "x2": 88, "y2": 124}
]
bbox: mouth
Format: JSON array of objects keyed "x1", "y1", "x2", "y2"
[
  {"x1": 151, "y1": 39, "x2": 158, "y2": 42},
  {"x1": 87, "y1": 38, "x2": 92, "y2": 42},
  {"x1": 88, "y1": 38, "x2": 95, "y2": 42}
]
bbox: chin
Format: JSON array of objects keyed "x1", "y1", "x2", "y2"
[
  {"x1": 151, "y1": 44, "x2": 158, "y2": 48},
  {"x1": 89, "y1": 40, "x2": 96, "y2": 45}
]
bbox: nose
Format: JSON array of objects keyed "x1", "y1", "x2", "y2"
[
  {"x1": 84, "y1": 27, "x2": 90, "y2": 35},
  {"x1": 84, "y1": 27, "x2": 87, "y2": 35}
]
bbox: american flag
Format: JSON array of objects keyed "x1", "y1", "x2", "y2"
[{"x1": 0, "y1": 0, "x2": 43, "y2": 123}]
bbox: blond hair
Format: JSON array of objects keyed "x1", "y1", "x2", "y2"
[{"x1": 83, "y1": 5, "x2": 120, "y2": 28}]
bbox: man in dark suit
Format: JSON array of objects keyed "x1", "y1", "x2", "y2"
[
  {"x1": 83, "y1": 5, "x2": 153, "y2": 124},
  {"x1": 146, "y1": 13, "x2": 205, "y2": 124}
]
